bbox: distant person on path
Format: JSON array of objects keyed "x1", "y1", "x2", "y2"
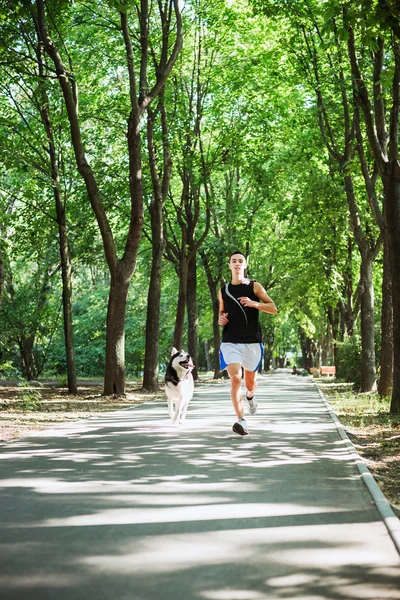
[{"x1": 218, "y1": 251, "x2": 277, "y2": 436}]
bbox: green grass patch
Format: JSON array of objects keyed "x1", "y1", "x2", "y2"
[{"x1": 321, "y1": 387, "x2": 400, "y2": 429}]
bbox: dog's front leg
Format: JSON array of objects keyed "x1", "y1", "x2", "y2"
[
  {"x1": 178, "y1": 400, "x2": 189, "y2": 425},
  {"x1": 172, "y1": 398, "x2": 181, "y2": 425},
  {"x1": 167, "y1": 397, "x2": 175, "y2": 422}
]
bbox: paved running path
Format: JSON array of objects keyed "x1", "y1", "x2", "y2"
[{"x1": 0, "y1": 370, "x2": 399, "y2": 600}]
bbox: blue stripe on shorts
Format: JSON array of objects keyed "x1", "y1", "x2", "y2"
[
  {"x1": 253, "y1": 342, "x2": 264, "y2": 372},
  {"x1": 219, "y1": 348, "x2": 228, "y2": 371}
]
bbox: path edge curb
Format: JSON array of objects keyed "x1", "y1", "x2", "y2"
[{"x1": 314, "y1": 381, "x2": 400, "y2": 557}]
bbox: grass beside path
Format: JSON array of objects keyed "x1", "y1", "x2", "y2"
[
  {"x1": 319, "y1": 382, "x2": 400, "y2": 516},
  {"x1": 0, "y1": 380, "x2": 165, "y2": 443},
  {"x1": 0, "y1": 375, "x2": 223, "y2": 443}
]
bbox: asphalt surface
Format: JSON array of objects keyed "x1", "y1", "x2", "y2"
[{"x1": 0, "y1": 370, "x2": 399, "y2": 600}]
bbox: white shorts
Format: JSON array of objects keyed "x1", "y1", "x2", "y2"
[{"x1": 220, "y1": 342, "x2": 264, "y2": 372}]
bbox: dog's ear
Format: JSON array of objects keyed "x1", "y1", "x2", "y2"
[{"x1": 171, "y1": 347, "x2": 178, "y2": 356}]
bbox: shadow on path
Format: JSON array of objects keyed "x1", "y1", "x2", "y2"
[{"x1": 0, "y1": 371, "x2": 399, "y2": 599}]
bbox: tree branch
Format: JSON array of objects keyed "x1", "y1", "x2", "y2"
[
  {"x1": 139, "y1": 0, "x2": 182, "y2": 115},
  {"x1": 346, "y1": 21, "x2": 387, "y2": 170},
  {"x1": 34, "y1": 0, "x2": 117, "y2": 271},
  {"x1": 355, "y1": 108, "x2": 384, "y2": 232},
  {"x1": 120, "y1": 10, "x2": 138, "y2": 111},
  {"x1": 388, "y1": 40, "x2": 400, "y2": 161}
]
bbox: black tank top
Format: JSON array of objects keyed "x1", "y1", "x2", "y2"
[{"x1": 221, "y1": 280, "x2": 262, "y2": 343}]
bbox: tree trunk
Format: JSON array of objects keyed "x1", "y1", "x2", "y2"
[
  {"x1": 344, "y1": 173, "x2": 379, "y2": 392},
  {"x1": 104, "y1": 272, "x2": 130, "y2": 396},
  {"x1": 57, "y1": 204, "x2": 78, "y2": 394},
  {"x1": 339, "y1": 306, "x2": 355, "y2": 337},
  {"x1": 173, "y1": 259, "x2": 188, "y2": 350},
  {"x1": 327, "y1": 306, "x2": 340, "y2": 365},
  {"x1": 321, "y1": 327, "x2": 330, "y2": 365},
  {"x1": 338, "y1": 238, "x2": 355, "y2": 336},
  {"x1": 383, "y1": 160, "x2": 400, "y2": 413},
  {"x1": 359, "y1": 256, "x2": 377, "y2": 392},
  {"x1": 211, "y1": 294, "x2": 222, "y2": 379},
  {"x1": 264, "y1": 348, "x2": 272, "y2": 372},
  {"x1": 299, "y1": 328, "x2": 309, "y2": 369},
  {"x1": 378, "y1": 231, "x2": 393, "y2": 396},
  {"x1": 321, "y1": 346, "x2": 327, "y2": 366},
  {"x1": 204, "y1": 340, "x2": 212, "y2": 372},
  {"x1": 142, "y1": 223, "x2": 164, "y2": 392},
  {"x1": 200, "y1": 250, "x2": 222, "y2": 379},
  {"x1": 187, "y1": 251, "x2": 198, "y2": 380},
  {"x1": 142, "y1": 104, "x2": 169, "y2": 393},
  {"x1": 19, "y1": 335, "x2": 36, "y2": 380},
  {"x1": 0, "y1": 246, "x2": 4, "y2": 306}
]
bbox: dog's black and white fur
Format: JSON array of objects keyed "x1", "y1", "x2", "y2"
[{"x1": 165, "y1": 347, "x2": 194, "y2": 425}]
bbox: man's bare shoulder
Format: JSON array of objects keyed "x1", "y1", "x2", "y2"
[{"x1": 253, "y1": 281, "x2": 265, "y2": 291}]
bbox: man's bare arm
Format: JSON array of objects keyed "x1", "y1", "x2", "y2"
[{"x1": 238, "y1": 281, "x2": 277, "y2": 314}]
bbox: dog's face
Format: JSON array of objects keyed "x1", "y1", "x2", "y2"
[{"x1": 170, "y1": 347, "x2": 194, "y2": 375}]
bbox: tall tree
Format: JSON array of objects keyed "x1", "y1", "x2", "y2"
[
  {"x1": 163, "y1": 17, "x2": 214, "y2": 372},
  {"x1": 32, "y1": 0, "x2": 182, "y2": 395},
  {"x1": 344, "y1": 9, "x2": 400, "y2": 411},
  {"x1": 0, "y1": 13, "x2": 78, "y2": 392},
  {"x1": 35, "y1": 37, "x2": 77, "y2": 393},
  {"x1": 142, "y1": 94, "x2": 171, "y2": 392}
]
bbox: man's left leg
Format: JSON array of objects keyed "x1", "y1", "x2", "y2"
[{"x1": 244, "y1": 369, "x2": 257, "y2": 397}]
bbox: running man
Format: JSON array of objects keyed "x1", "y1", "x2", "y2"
[{"x1": 218, "y1": 251, "x2": 277, "y2": 436}]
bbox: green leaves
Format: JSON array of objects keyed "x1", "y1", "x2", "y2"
[
  {"x1": 107, "y1": 0, "x2": 128, "y2": 13},
  {"x1": 0, "y1": 0, "x2": 391, "y2": 379}
]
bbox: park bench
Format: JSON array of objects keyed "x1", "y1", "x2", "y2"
[
  {"x1": 320, "y1": 366, "x2": 336, "y2": 377},
  {"x1": 311, "y1": 366, "x2": 336, "y2": 378}
]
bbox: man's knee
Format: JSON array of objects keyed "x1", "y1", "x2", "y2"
[
  {"x1": 230, "y1": 373, "x2": 242, "y2": 387},
  {"x1": 245, "y1": 375, "x2": 257, "y2": 393}
]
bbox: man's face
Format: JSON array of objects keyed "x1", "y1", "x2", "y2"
[{"x1": 229, "y1": 254, "x2": 247, "y2": 276}]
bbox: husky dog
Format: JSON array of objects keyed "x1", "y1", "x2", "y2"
[{"x1": 165, "y1": 347, "x2": 194, "y2": 425}]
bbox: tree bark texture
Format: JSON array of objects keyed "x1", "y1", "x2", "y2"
[
  {"x1": 383, "y1": 160, "x2": 400, "y2": 412},
  {"x1": 299, "y1": 329, "x2": 315, "y2": 370},
  {"x1": 142, "y1": 101, "x2": 170, "y2": 392},
  {"x1": 204, "y1": 340, "x2": 212, "y2": 372},
  {"x1": 327, "y1": 306, "x2": 340, "y2": 366},
  {"x1": 186, "y1": 251, "x2": 199, "y2": 380},
  {"x1": 0, "y1": 247, "x2": 4, "y2": 306},
  {"x1": 104, "y1": 273, "x2": 130, "y2": 396},
  {"x1": 19, "y1": 335, "x2": 36, "y2": 381},
  {"x1": 172, "y1": 258, "x2": 188, "y2": 351},
  {"x1": 56, "y1": 194, "x2": 78, "y2": 394},
  {"x1": 344, "y1": 174, "x2": 378, "y2": 392},
  {"x1": 142, "y1": 219, "x2": 164, "y2": 392},
  {"x1": 200, "y1": 249, "x2": 222, "y2": 379},
  {"x1": 263, "y1": 349, "x2": 272, "y2": 372},
  {"x1": 359, "y1": 257, "x2": 377, "y2": 392},
  {"x1": 378, "y1": 232, "x2": 394, "y2": 397}
]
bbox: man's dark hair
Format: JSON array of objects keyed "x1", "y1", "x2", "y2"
[{"x1": 229, "y1": 251, "x2": 247, "y2": 260}]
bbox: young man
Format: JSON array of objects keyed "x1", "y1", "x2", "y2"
[{"x1": 218, "y1": 251, "x2": 277, "y2": 436}]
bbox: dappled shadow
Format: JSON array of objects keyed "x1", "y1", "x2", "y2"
[{"x1": 0, "y1": 371, "x2": 399, "y2": 599}]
